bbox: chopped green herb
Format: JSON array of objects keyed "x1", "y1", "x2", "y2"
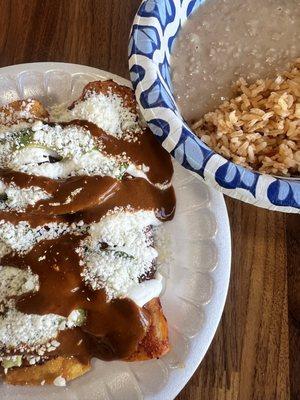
[
  {"x1": 1, "y1": 355, "x2": 22, "y2": 369},
  {"x1": 74, "y1": 309, "x2": 86, "y2": 326},
  {"x1": 16, "y1": 129, "x2": 35, "y2": 148},
  {"x1": 113, "y1": 250, "x2": 134, "y2": 260},
  {"x1": 117, "y1": 163, "x2": 129, "y2": 180}
]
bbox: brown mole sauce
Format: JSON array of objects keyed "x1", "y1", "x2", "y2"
[
  {"x1": 33, "y1": 175, "x2": 175, "y2": 221},
  {"x1": 0, "y1": 119, "x2": 176, "y2": 363},
  {"x1": 69, "y1": 80, "x2": 138, "y2": 114},
  {"x1": 74, "y1": 176, "x2": 175, "y2": 223},
  {"x1": 0, "y1": 210, "x2": 67, "y2": 228},
  {"x1": 62, "y1": 120, "x2": 173, "y2": 186},
  {"x1": 3, "y1": 235, "x2": 149, "y2": 361}
]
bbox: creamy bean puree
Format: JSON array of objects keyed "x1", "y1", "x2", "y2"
[{"x1": 172, "y1": 0, "x2": 300, "y2": 122}]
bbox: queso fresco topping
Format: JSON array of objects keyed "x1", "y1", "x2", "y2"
[{"x1": 0, "y1": 80, "x2": 176, "y2": 379}]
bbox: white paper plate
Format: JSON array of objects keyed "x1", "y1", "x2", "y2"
[{"x1": 0, "y1": 63, "x2": 231, "y2": 400}]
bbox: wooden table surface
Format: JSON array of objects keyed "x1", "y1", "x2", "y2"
[{"x1": 0, "y1": 1, "x2": 299, "y2": 399}]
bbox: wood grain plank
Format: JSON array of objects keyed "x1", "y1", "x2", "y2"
[
  {"x1": 177, "y1": 200, "x2": 290, "y2": 400},
  {"x1": 287, "y1": 214, "x2": 300, "y2": 400},
  {"x1": 0, "y1": 0, "x2": 139, "y2": 78},
  {"x1": 0, "y1": 2, "x2": 296, "y2": 399}
]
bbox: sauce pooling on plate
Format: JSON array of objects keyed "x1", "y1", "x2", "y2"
[{"x1": 0, "y1": 81, "x2": 176, "y2": 376}]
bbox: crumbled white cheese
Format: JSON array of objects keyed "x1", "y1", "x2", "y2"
[
  {"x1": 0, "y1": 304, "x2": 86, "y2": 352},
  {"x1": 0, "y1": 100, "x2": 38, "y2": 126},
  {"x1": 70, "y1": 92, "x2": 141, "y2": 139},
  {"x1": 0, "y1": 264, "x2": 86, "y2": 353},
  {"x1": 0, "y1": 84, "x2": 170, "y2": 364},
  {"x1": 0, "y1": 121, "x2": 31, "y2": 134},
  {"x1": 79, "y1": 210, "x2": 160, "y2": 299},
  {"x1": 0, "y1": 111, "x2": 151, "y2": 181},
  {"x1": 0, "y1": 241, "x2": 10, "y2": 259},
  {"x1": 13, "y1": 148, "x2": 131, "y2": 180},
  {"x1": 0, "y1": 181, "x2": 50, "y2": 211},
  {"x1": 0, "y1": 266, "x2": 39, "y2": 303},
  {"x1": 31, "y1": 120, "x2": 44, "y2": 131},
  {"x1": 0, "y1": 267, "x2": 62, "y2": 351},
  {"x1": 63, "y1": 187, "x2": 83, "y2": 205},
  {"x1": 0, "y1": 220, "x2": 84, "y2": 255},
  {"x1": 31, "y1": 124, "x2": 96, "y2": 158},
  {"x1": 0, "y1": 307, "x2": 65, "y2": 349},
  {"x1": 0, "y1": 123, "x2": 135, "y2": 179}
]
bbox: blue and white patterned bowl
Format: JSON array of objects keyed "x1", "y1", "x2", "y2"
[{"x1": 128, "y1": 0, "x2": 300, "y2": 213}]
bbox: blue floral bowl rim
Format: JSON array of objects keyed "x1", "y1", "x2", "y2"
[{"x1": 128, "y1": 0, "x2": 300, "y2": 214}]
